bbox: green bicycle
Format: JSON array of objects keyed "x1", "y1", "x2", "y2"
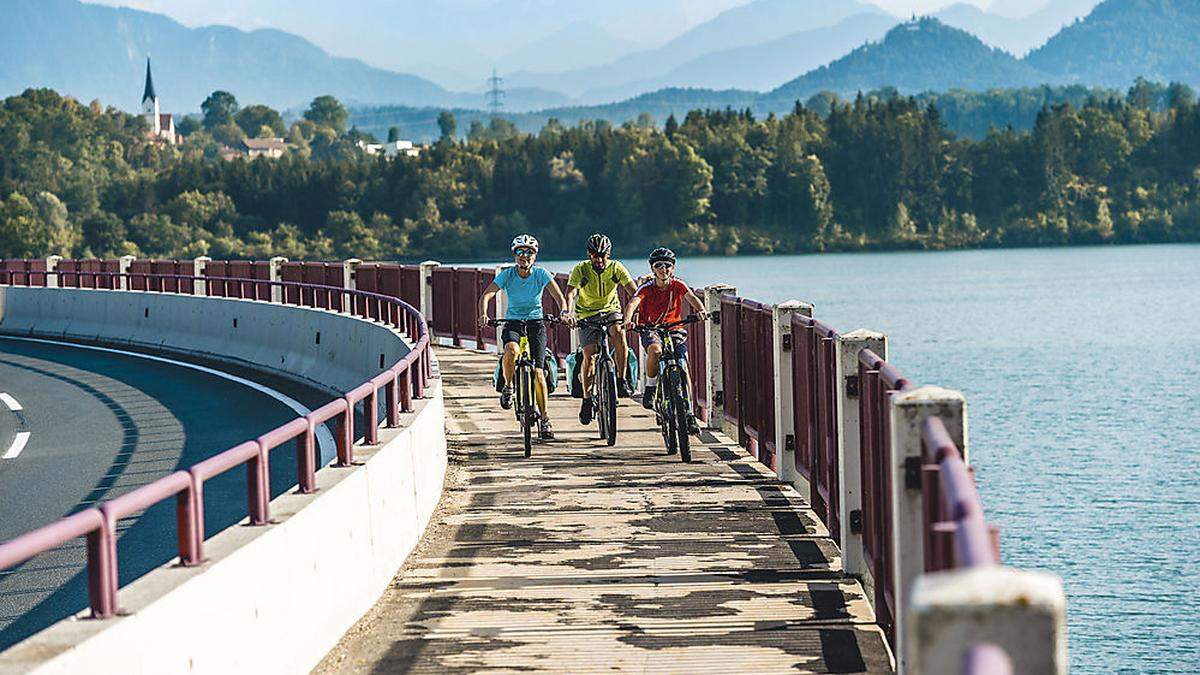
[{"x1": 632, "y1": 315, "x2": 701, "y2": 463}]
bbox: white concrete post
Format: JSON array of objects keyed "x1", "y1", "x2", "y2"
[
  {"x1": 44, "y1": 255, "x2": 62, "y2": 288},
  {"x1": 703, "y1": 284, "x2": 736, "y2": 432},
  {"x1": 835, "y1": 329, "x2": 887, "y2": 580},
  {"x1": 889, "y1": 385, "x2": 968, "y2": 673},
  {"x1": 907, "y1": 566, "x2": 1068, "y2": 675},
  {"x1": 419, "y1": 260, "x2": 440, "y2": 322},
  {"x1": 192, "y1": 256, "x2": 210, "y2": 296},
  {"x1": 772, "y1": 300, "x2": 813, "y2": 489},
  {"x1": 268, "y1": 256, "x2": 287, "y2": 304},
  {"x1": 493, "y1": 264, "x2": 510, "y2": 320},
  {"x1": 118, "y1": 255, "x2": 136, "y2": 291},
  {"x1": 343, "y1": 258, "x2": 362, "y2": 314}
]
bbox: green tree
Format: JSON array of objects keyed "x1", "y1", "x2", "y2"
[
  {"x1": 81, "y1": 211, "x2": 127, "y2": 256},
  {"x1": 304, "y1": 95, "x2": 349, "y2": 134},
  {"x1": 0, "y1": 193, "x2": 48, "y2": 257},
  {"x1": 201, "y1": 91, "x2": 239, "y2": 129},
  {"x1": 437, "y1": 111, "x2": 457, "y2": 140},
  {"x1": 387, "y1": 126, "x2": 401, "y2": 142},
  {"x1": 234, "y1": 104, "x2": 285, "y2": 138}
]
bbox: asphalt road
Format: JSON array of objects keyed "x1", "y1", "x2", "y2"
[{"x1": 0, "y1": 336, "x2": 336, "y2": 651}]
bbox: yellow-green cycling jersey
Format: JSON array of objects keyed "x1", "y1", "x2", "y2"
[{"x1": 567, "y1": 260, "x2": 633, "y2": 319}]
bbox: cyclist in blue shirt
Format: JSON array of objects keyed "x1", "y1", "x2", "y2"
[{"x1": 478, "y1": 234, "x2": 572, "y2": 439}]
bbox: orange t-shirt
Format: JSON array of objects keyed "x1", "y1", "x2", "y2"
[{"x1": 634, "y1": 278, "x2": 690, "y2": 325}]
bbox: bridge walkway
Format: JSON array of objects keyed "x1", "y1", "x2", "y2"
[{"x1": 318, "y1": 346, "x2": 892, "y2": 673}]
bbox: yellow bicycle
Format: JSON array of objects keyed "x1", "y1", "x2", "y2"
[{"x1": 489, "y1": 317, "x2": 558, "y2": 457}]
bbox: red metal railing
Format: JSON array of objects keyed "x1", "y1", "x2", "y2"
[
  {"x1": 0, "y1": 269, "x2": 430, "y2": 619},
  {"x1": 857, "y1": 348, "x2": 913, "y2": 640},
  {"x1": 792, "y1": 315, "x2": 841, "y2": 541}
]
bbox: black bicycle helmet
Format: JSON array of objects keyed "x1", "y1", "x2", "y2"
[
  {"x1": 586, "y1": 233, "x2": 612, "y2": 255},
  {"x1": 649, "y1": 247, "x2": 676, "y2": 266}
]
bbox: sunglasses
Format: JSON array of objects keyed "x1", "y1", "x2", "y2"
[
  {"x1": 514, "y1": 248, "x2": 536, "y2": 257},
  {"x1": 652, "y1": 262, "x2": 674, "y2": 270}
]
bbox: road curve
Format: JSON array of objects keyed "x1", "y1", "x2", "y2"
[{"x1": 0, "y1": 336, "x2": 335, "y2": 651}]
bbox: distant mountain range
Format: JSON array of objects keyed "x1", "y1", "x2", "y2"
[
  {"x1": 5, "y1": 0, "x2": 1199, "y2": 127},
  {"x1": 934, "y1": 0, "x2": 1099, "y2": 55},
  {"x1": 0, "y1": 0, "x2": 570, "y2": 112}
]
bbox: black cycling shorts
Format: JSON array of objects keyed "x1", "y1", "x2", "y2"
[{"x1": 500, "y1": 319, "x2": 548, "y2": 369}]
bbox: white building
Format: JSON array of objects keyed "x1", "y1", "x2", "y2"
[
  {"x1": 141, "y1": 58, "x2": 176, "y2": 145},
  {"x1": 357, "y1": 139, "x2": 421, "y2": 158}
]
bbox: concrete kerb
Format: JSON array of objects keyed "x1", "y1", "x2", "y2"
[{"x1": 0, "y1": 286, "x2": 447, "y2": 674}]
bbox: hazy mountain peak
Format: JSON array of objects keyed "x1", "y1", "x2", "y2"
[
  {"x1": 1027, "y1": 0, "x2": 1200, "y2": 87},
  {"x1": 765, "y1": 17, "x2": 1052, "y2": 103}
]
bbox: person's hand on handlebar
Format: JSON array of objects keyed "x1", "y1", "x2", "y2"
[
  {"x1": 559, "y1": 309, "x2": 576, "y2": 328},
  {"x1": 478, "y1": 312, "x2": 490, "y2": 327}
]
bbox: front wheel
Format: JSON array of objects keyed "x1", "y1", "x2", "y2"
[
  {"x1": 518, "y1": 366, "x2": 533, "y2": 458},
  {"x1": 668, "y1": 368, "x2": 691, "y2": 463},
  {"x1": 602, "y1": 360, "x2": 618, "y2": 446}
]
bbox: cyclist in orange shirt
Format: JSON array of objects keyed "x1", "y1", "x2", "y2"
[{"x1": 623, "y1": 247, "x2": 707, "y2": 434}]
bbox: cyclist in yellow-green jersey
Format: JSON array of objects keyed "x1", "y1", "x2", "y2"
[{"x1": 565, "y1": 233, "x2": 639, "y2": 425}]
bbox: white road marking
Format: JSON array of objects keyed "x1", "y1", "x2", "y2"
[
  {"x1": 0, "y1": 336, "x2": 336, "y2": 460},
  {"x1": 0, "y1": 393, "x2": 22, "y2": 411},
  {"x1": 3, "y1": 432, "x2": 30, "y2": 459}
]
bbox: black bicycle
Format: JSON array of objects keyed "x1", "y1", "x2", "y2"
[
  {"x1": 577, "y1": 315, "x2": 624, "y2": 446},
  {"x1": 633, "y1": 315, "x2": 701, "y2": 463},
  {"x1": 488, "y1": 316, "x2": 559, "y2": 458}
]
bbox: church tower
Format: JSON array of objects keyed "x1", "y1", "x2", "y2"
[{"x1": 142, "y1": 58, "x2": 161, "y2": 134}]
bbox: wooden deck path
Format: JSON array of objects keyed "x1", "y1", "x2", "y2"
[{"x1": 316, "y1": 346, "x2": 893, "y2": 673}]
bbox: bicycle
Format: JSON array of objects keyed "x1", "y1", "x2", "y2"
[
  {"x1": 576, "y1": 315, "x2": 624, "y2": 447},
  {"x1": 632, "y1": 315, "x2": 702, "y2": 463},
  {"x1": 488, "y1": 316, "x2": 560, "y2": 458}
]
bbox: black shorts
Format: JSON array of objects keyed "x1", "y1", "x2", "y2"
[{"x1": 500, "y1": 319, "x2": 548, "y2": 369}]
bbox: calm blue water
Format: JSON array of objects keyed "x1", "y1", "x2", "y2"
[{"x1": 533, "y1": 244, "x2": 1200, "y2": 673}]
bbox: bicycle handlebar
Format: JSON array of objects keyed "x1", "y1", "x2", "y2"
[
  {"x1": 486, "y1": 316, "x2": 562, "y2": 328},
  {"x1": 631, "y1": 314, "x2": 703, "y2": 334},
  {"x1": 576, "y1": 315, "x2": 624, "y2": 328}
]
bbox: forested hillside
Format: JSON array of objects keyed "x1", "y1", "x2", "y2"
[{"x1": 2, "y1": 86, "x2": 1198, "y2": 262}]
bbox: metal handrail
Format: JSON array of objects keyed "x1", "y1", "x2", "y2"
[
  {"x1": 0, "y1": 270, "x2": 430, "y2": 619},
  {"x1": 922, "y1": 416, "x2": 998, "y2": 568}
]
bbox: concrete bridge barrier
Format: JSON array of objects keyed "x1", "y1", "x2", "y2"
[{"x1": 0, "y1": 280, "x2": 445, "y2": 674}]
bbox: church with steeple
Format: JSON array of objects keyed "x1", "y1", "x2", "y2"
[{"x1": 141, "y1": 58, "x2": 176, "y2": 145}]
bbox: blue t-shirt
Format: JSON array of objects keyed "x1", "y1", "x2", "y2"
[{"x1": 495, "y1": 266, "x2": 553, "y2": 320}]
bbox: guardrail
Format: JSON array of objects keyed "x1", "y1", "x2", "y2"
[
  {"x1": 407, "y1": 261, "x2": 1063, "y2": 675},
  {"x1": 0, "y1": 269, "x2": 430, "y2": 621},
  {"x1": 0, "y1": 256, "x2": 1065, "y2": 673}
]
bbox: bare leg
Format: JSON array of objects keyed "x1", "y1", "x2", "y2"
[
  {"x1": 581, "y1": 343, "x2": 598, "y2": 396},
  {"x1": 645, "y1": 342, "x2": 662, "y2": 378},
  {"x1": 535, "y1": 368, "x2": 549, "y2": 415},
  {"x1": 610, "y1": 324, "x2": 628, "y2": 379},
  {"x1": 501, "y1": 342, "x2": 518, "y2": 387}
]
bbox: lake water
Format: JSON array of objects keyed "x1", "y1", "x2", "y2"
[{"x1": 530, "y1": 244, "x2": 1200, "y2": 673}]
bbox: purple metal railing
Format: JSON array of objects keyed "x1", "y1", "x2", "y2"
[{"x1": 0, "y1": 269, "x2": 430, "y2": 619}]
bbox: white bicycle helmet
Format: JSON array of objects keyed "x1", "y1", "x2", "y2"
[{"x1": 511, "y1": 234, "x2": 539, "y2": 253}]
